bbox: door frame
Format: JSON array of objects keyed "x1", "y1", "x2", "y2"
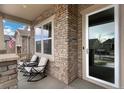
[{"x1": 84, "y1": 4, "x2": 120, "y2": 88}]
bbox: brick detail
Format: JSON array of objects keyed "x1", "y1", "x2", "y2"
[
  {"x1": 68, "y1": 5, "x2": 78, "y2": 83},
  {"x1": 0, "y1": 59, "x2": 18, "y2": 89},
  {"x1": 53, "y1": 4, "x2": 78, "y2": 84},
  {"x1": 8, "y1": 74, "x2": 17, "y2": 80},
  {"x1": 0, "y1": 79, "x2": 17, "y2": 89},
  {"x1": 9, "y1": 85, "x2": 18, "y2": 89},
  {"x1": 0, "y1": 16, "x2": 5, "y2": 51},
  {"x1": 54, "y1": 5, "x2": 69, "y2": 84},
  {"x1": 8, "y1": 64, "x2": 17, "y2": 70},
  {"x1": 0, "y1": 66, "x2": 7, "y2": 72},
  {"x1": 0, "y1": 76, "x2": 9, "y2": 84},
  {"x1": 0, "y1": 69, "x2": 16, "y2": 76}
]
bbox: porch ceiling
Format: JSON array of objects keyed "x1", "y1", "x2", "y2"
[{"x1": 0, "y1": 4, "x2": 53, "y2": 24}]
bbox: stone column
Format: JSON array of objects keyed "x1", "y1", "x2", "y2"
[
  {"x1": 54, "y1": 5, "x2": 69, "y2": 84},
  {"x1": 30, "y1": 26, "x2": 35, "y2": 56},
  {"x1": 53, "y1": 4, "x2": 78, "y2": 84},
  {"x1": 0, "y1": 16, "x2": 6, "y2": 54},
  {"x1": 68, "y1": 5, "x2": 78, "y2": 83}
]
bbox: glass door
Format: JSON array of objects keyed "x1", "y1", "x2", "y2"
[{"x1": 86, "y1": 5, "x2": 119, "y2": 87}]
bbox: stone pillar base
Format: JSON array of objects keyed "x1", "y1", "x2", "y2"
[
  {"x1": 0, "y1": 54, "x2": 18, "y2": 89},
  {"x1": 0, "y1": 50, "x2": 6, "y2": 54}
]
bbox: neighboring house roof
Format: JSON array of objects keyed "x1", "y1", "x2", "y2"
[
  {"x1": 14, "y1": 29, "x2": 31, "y2": 47},
  {"x1": 4, "y1": 35, "x2": 14, "y2": 41},
  {"x1": 89, "y1": 39, "x2": 100, "y2": 48},
  {"x1": 89, "y1": 39, "x2": 100, "y2": 45},
  {"x1": 4, "y1": 35, "x2": 10, "y2": 41},
  {"x1": 15, "y1": 29, "x2": 30, "y2": 37},
  {"x1": 102, "y1": 38, "x2": 114, "y2": 44}
]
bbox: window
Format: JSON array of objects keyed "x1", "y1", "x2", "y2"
[
  {"x1": 43, "y1": 22, "x2": 52, "y2": 54},
  {"x1": 35, "y1": 21, "x2": 53, "y2": 55},
  {"x1": 43, "y1": 39, "x2": 52, "y2": 54},
  {"x1": 35, "y1": 28, "x2": 42, "y2": 53}
]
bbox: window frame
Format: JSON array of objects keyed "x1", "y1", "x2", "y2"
[{"x1": 34, "y1": 16, "x2": 54, "y2": 58}]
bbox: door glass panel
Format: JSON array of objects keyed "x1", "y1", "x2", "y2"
[{"x1": 88, "y1": 7, "x2": 115, "y2": 83}]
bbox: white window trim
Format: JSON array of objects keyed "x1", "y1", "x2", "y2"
[
  {"x1": 84, "y1": 5, "x2": 120, "y2": 88},
  {"x1": 34, "y1": 15, "x2": 54, "y2": 61}
]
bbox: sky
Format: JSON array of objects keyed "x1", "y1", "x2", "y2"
[
  {"x1": 89, "y1": 22, "x2": 115, "y2": 43},
  {"x1": 35, "y1": 27, "x2": 49, "y2": 41},
  {"x1": 35, "y1": 28, "x2": 42, "y2": 41},
  {"x1": 3, "y1": 19, "x2": 27, "y2": 36}
]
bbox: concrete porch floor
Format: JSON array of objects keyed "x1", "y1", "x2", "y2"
[{"x1": 18, "y1": 72, "x2": 104, "y2": 89}]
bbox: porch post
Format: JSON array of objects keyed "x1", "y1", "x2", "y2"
[
  {"x1": 54, "y1": 4, "x2": 78, "y2": 84},
  {"x1": 30, "y1": 26, "x2": 35, "y2": 56},
  {"x1": 0, "y1": 16, "x2": 6, "y2": 54}
]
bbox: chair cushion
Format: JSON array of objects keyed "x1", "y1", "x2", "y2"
[
  {"x1": 30, "y1": 55, "x2": 38, "y2": 62},
  {"x1": 24, "y1": 57, "x2": 48, "y2": 73},
  {"x1": 38, "y1": 57, "x2": 48, "y2": 67},
  {"x1": 25, "y1": 67, "x2": 44, "y2": 73}
]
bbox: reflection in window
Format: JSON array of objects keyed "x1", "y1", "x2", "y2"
[
  {"x1": 35, "y1": 28, "x2": 41, "y2": 53},
  {"x1": 43, "y1": 39, "x2": 51, "y2": 54},
  {"x1": 36, "y1": 41, "x2": 41, "y2": 53},
  {"x1": 89, "y1": 22, "x2": 115, "y2": 67},
  {"x1": 35, "y1": 22, "x2": 52, "y2": 55},
  {"x1": 3, "y1": 19, "x2": 29, "y2": 54},
  {"x1": 88, "y1": 7, "x2": 115, "y2": 83},
  {"x1": 43, "y1": 22, "x2": 52, "y2": 38}
]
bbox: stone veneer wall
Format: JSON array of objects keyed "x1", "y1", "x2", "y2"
[
  {"x1": 29, "y1": 27, "x2": 35, "y2": 56},
  {"x1": 53, "y1": 5, "x2": 69, "y2": 84},
  {"x1": 0, "y1": 60, "x2": 18, "y2": 89},
  {"x1": 0, "y1": 16, "x2": 6, "y2": 53},
  {"x1": 68, "y1": 5, "x2": 78, "y2": 83},
  {"x1": 50, "y1": 4, "x2": 78, "y2": 84}
]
